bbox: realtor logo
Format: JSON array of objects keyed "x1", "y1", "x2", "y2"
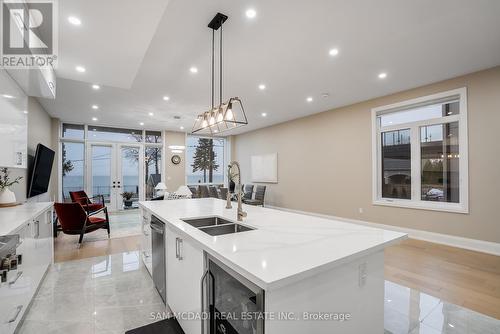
[{"x1": 1, "y1": 0, "x2": 58, "y2": 68}]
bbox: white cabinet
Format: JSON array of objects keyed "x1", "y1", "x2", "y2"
[
  {"x1": 0, "y1": 69, "x2": 28, "y2": 169},
  {"x1": 32, "y1": 209, "x2": 53, "y2": 267},
  {"x1": 166, "y1": 226, "x2": 204, "y2": 334},
  {"x1": 0, "y1": 207, "x2": 52, "y2": 334},
  {"x1": 140, "y1": 209, "x2": 152, "y2": 275}
]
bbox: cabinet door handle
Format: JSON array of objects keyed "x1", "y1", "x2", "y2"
[
  {"x1": 9, "y1": 271, "x2": 23, "y2": 285},
  {"x1": 35, "y1": 220, "x2": 40, "y2": 238},
  {"x1": 178, "y1": 238, "x2": 183, "y2": 260},
  {"x1": 8, "y1": 305, "x2": 23, "y2": 323},
  {"x1": 142, "y1": 251, "x2": 150, "y2": 258},
  {"x1": 175, "y1": 238, "x2": 179, "y2": 259}
]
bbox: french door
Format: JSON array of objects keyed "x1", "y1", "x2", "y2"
[{"x1": 86, "y1": 142, "x2": 144, "y2": 212}]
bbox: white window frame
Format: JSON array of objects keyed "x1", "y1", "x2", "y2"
[
  {"x1": 58, "y1": 123, "x2": 164, "y2": 203},
  {"x1": 371, "y1": 87, "x2": 469, "y2": 213}
]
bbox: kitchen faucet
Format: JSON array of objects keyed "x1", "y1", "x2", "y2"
[{"x1": 227, "y1": 161, "x2": 247, "y2": 221}]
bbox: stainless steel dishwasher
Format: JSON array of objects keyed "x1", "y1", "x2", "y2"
[{"x1": 150, "y1": 216, "x2": 166, "y2": 304}]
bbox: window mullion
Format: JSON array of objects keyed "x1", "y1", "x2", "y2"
[
  {"x1": 376, "y1": 129, "x2": 382, "y2": 201},
  {"x1": 410, "y1": 125, "x2": 421, "y2": 202}
]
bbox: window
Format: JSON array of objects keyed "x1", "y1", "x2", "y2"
[
  {"x1": 61, "y1": 142, "x2": 85, "y2": 201},
  {"x1": 145, "y1": 146, "x2": 162, "y2": 200},
  {"x1": 145, "y1": 131, "x2": 162, "y2": 143},
  {"x1": 372, "y1": 88, "x2": 468, "y2": 213},
  {"x1": 62, "y1": 123, "x2": 85, "y2": 139},
  {"x1": 59, "y1": 123, "x2": 164, "y2": 204},
  {"x1": 87, "y1": 126, "x2": 143, "y2": 142},
  {"x1": 186, "y1": 136, "x2": 225, "y2": 185}
]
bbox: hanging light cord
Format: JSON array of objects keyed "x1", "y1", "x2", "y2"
[
  {"x1": 219, "y1": 18, "x2": 223, "y2": 105},
  {"x1": 211, "y1": 28, "x2": 215, "y2": 110}
]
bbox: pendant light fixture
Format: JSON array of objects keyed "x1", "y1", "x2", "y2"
[{"x1": 192, "y1": 13, "x2": 248, "y2": 135}]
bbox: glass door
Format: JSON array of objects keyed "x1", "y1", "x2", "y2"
[
  {"x1": 118, "y1": 145, "x2": 143, "y2": 210},
  {"x1": 87, "y1": 143, "x2": 144, "y2": 212},
  {"x1": 88, "y1": 144, "x2": 115, "y2": 209}
]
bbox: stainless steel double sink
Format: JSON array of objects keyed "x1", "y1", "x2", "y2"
[{"x1": 181, "y1": 216, "x2": 255, "y2": 236}]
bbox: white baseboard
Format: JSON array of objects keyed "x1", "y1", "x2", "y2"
[{"x1": 266, "y1": 205, "x2": 500, "y2": 256}]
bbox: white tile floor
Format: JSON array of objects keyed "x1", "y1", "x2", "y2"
[
  {"x1": 18, "y1": 252, "x2": 500, "y2": 334},
  {"x1": 19, "y1": 252, "x2": 165, "y2": 334},
  {"x1": 384, "y1": 281, "x2": 500, "y2": 333}
]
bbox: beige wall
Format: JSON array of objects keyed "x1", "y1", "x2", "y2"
[
  {"x1": 10, "y1": 97, "x2": 56, "y2": 202},
  {"x1": 164, "y1": 131, "x2": 186, "y2": 192},
  {"x1": 233, "y1": 66, "x2": 500, "y2": 243}
]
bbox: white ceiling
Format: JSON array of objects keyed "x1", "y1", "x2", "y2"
[{"x1": 39, "y1": 0, "x2": 500, "y2": 134}]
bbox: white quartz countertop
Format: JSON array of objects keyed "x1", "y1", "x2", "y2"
[
  {"x1": 0, "y1": 202, "x2": 53, "y2": 235},
  {"x1": 139, "y1": 198, "x2": 407, "y2": 290}
]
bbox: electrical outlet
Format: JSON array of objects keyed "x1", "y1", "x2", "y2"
[
  {"x1": 358, "y1": 208, "x2": 364, "y2": 214},
  {"x1": 359, "y1": 262, "x2": 367, "y2": 287}
]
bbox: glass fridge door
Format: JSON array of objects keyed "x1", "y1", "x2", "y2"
[{"x1": 208, "y1": 258, "x2": 264, "y2": 334}]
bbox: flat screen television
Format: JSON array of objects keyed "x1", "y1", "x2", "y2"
[{"x1": 27, "y1": 144, "x2": 55, "y2": 198}]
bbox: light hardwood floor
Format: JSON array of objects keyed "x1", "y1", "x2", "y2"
[
  {"x1": 385, "y1": 238, "x2": 500, "y2": 320},
  {"x1": 54, "y1": 233, "x2": 142, "y2": 262},
  {"x1": 54, "y1": 235, "x2": 500, "y2": 320}
]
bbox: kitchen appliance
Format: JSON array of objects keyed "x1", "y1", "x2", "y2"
[
  {"x1": 0, "y1": 235, "x2": 22, "y2": 284},
  {"x1": 150, "y1": 216, "x2": 166, "y2": 304},
  {"x1": 202, "y1": 254, "x2": 264, "y2": 334}
]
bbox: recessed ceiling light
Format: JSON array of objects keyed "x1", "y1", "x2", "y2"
[
  {"x1": 68, "y1": 16, "x2": 81, "y2": 26},
  {"x1": 92, "y1": 105, "x2": 99, "y2": 110},
  {"x1": 23, "y1": 110, "x2": 28, "y2": 114},
  {"x1": 246, "y1": 9, "x2": 257, "y2": 19},
  {"x1": 180, "y1": 126, "x2": 185, "y2": 130},
  {"x1": 148, "y1": 112, "x2": 154, "y2": 116},
  {"x1": 92, "y1": 117, "x2": 98, "y2": 121},
  {"x1": 329, "y1": 48, "x2": 339, "y2": 56},
  {"x1": 258, "y1": 84, "x2": 266, "y2": 90},
  {"x1": 2, "y1": 94, "x2": 14, "y2": 99},
  {"x1": 75, "y1": 66, "x2": 86, "y2": 73},
  {"x1": 140, "y1": 122, "x2": 145, "y2": 126},
  {"x1": 261, "y1": 112, "x2": 267, "y2": 117},
  {"x1": 189, "y1": 67, "x2": 198, "y2": 73},
  {"x1": 163, "y1": 96, "x2": 170, "y2": 101},
  {"x1": 306, "y1": 97, "x2": 313, "y2": 102},
  {"x1": 92, "y1": 84, "x2": 100, "y2": 90},
  {"x1": 378, "y1": 72, "x2": 387, "y2": 79}
]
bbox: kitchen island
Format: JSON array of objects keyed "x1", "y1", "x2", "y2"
[{"x1": 139, "y1": 198, "x2": 406, "y2": 334}]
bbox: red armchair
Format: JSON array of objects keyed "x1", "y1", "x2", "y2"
[
  {"x1": 54, "y1": 202, "x2": 110, "y2": 244},
  {"x1": 69, "y1": 190, "x2": 105, "y2": 214}
]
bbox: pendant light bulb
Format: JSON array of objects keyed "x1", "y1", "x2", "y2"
[
  {"x1": 226, "y1": 108, "x2": 233, "y2": 120},
  {"x1": 209, "y1": 114, "x2": 215, "y2": 126},
  {"x1": 202, "y1": 119, "x2": 208, "y2": 128},
  {"x1": 217, "y1": 111, "x2": 223, "y2": 123}
]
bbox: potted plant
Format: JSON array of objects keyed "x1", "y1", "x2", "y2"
[
  {"x1": 121, "y1": 191, "x2": 135, "y2": 208},
  {"x1": 0, "y1": 168, "x2": 22, "y2": 205}
]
